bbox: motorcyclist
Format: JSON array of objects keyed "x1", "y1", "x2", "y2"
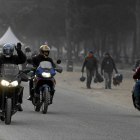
[
  {"x1": 27, "y1": 45, "x2": 56, "y2": 103},
  {"x1": 0, "y1": 43, "x2": 26, "y2": 111},
  {"x1": 133, "y1": 66, "x2": 140, "y2": 107}
]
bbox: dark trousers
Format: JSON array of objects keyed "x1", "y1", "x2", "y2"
[
  {"x1": 18, "y1": 86, "x2": 23, "y2": 104},
  {"x1": 86, "y1": 69, "x2": 94, "y2": 88},
  {"x1": 104, "y1": 72, "x2": 112, "y2": 88}
]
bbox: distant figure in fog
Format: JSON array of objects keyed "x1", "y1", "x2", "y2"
[
  {"x1": 134, "y1": 59, "x2": 140, "y2": 70},
  {"x1": 101, "y1": 52, "x2": 118, "y2": 89},
  {"x1": 25, "y1": 46, "x2": 32, "y2": 59},
  {"x1": 22, "y1": 46, "x2": 32, "y2": 70},
  {"x1": 81, "y1": 50, "x2": 98, "y2": 89},
  {"x1": 32, "y1": 50, "x2": 38, "y2": 57}
]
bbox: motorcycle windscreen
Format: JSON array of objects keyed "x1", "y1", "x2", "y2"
[
  {"x1": 1, "y1": 64, "x2": 19, "y2": 76},
  {"x1": 39, "y1": 61, "x2": 53, "y2": 70}
]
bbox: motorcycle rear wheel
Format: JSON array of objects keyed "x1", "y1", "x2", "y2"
[
  {"x1": 5, "y1": 98, "x2": 12, "y2": 125},
  {"x1": 42, "y1": 87, "x2": 49, "y2": 114}
]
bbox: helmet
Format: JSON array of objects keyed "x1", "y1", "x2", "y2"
[
  {"x1": 113, "y1": 80, "x2": 119, "y2": 86},
  {"x1": 113, "y1": 74, "x2": 123, "y2": 86},
  {"x1": 88, "y1": 50, "x2": 93, "y2": 53},
  {"x1": 3, "y1": 43, "x2": 14, "y2": 58},
  {"x1": 25, "y1": 46, "x2": 31, "y2": 52},
  {"x1": 80, "y1": 76, "x2": 86, "y2": 82},
  {"x1": 40, "y1": 45, "x2": 50, "y2": 58},
  {"x1": 94, "y1": 77, "x2": 98, "y2": 83}
]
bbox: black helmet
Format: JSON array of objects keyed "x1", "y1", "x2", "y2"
[
  {"x1": 25, "y1": 46, "x2": 31, "y2": 52},
  {"x1": 80, "y1": 76, "x2": 86, "y2": 82},
  {"x1": 113, "y1": 74, "x2": 123, "y2": 86},
  {"x1": 3, "y1": 43, "x2": 14, "y2": 58},
  {"x1": 94, "y1": 77, "x2": 98, "y2": 83}
]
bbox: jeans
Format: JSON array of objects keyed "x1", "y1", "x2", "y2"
[
  {"x1": 86, "y1": 69, "x2": 94, "y2": 88},
  {"x1": 134, "y1": 80, "x2": 140, "y2": 97},
  {"x1": 104, "y1": 72, "x2": 112, "y2": 88}
]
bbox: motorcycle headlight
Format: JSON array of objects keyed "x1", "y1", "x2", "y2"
[
  {"x1": 1, "y1": 80, "x2": 9, "y2": 86},
  {"x1": 42, "y1": 72, "x2": 51, "y2": 78},
  {"x1": 10, "y1": 81, "x2": 18, "y2": 87}
]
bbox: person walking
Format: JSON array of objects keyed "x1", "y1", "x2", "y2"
[
  {"x1": 101, "y1": 52, "x2": 118, "y2": 89},
  {"x1": 81, "y1": 50, "x2": 98, "y2": 89}
]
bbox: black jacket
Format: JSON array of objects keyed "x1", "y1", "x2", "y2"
[
  {"x1": 31, "y1": 54, "x2": 56, "y2": 68},
  {"x1": 101, "y1": 57, "x2": 117, "y2": 73},
  {"x1": 82, "y1": 56, "x2": 98, "y2": 72},
  {"x1": 0, "y1": 50, "x2": 26, "y2": 67}
]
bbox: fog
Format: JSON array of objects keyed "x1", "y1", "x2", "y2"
[{"x1": 0, "y1": 0, "x2": 138, "y2": 64}]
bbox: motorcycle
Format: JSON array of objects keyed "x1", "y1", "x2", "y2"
[
  {"x1": 0, "y1": 64, "x2": 30, "y2": 124},
  {"x1": 27, "y1": 59, "x2": 63, "y2": 114},
  {"x1": 132, "y1": 68, "x2": 140, "y2": 111}
]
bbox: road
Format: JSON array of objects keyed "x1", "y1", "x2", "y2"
[{"x1": 0, "y1": 82, "x2": 140, "y2": 140}]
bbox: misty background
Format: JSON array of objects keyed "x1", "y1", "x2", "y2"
[{"x1": 0, "y1": 0, "x2": 138, "y2": 64}]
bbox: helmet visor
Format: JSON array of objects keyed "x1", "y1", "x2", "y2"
[
  {"x1": 42, "y1": 50, "x2": 49, "y2": 56},
  {"x1": 3, "y1": 46, "x2": 14, "y2": 57}
]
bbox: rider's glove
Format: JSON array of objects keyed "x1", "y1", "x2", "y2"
[{"x1": 15, "y1": 42, "x2": 22, "y2": 51}]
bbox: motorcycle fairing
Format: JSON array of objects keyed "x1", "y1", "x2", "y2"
[
  {"x1": 39, "y1": 85, "x2": 51, "y2": 92},
  {"x1": 36, "y1": 67, "x2": 56, "y2": 78}
]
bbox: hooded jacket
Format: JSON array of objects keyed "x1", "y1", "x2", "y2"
[
  {"x1": 101, "y1": 56, "x2": 117, "y2": 73},
  {"x1": 82, "y1": 55, "x2": 98, "y2": 72}
]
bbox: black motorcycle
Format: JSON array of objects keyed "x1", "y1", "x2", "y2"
[
  {"x1": 0, "y1": 64, "x2": 30, "y2": 124},
  {"x1": 27, "y1": 59, "x2": 63, "y2": 114},
  {"x1": 132, "y1": 68, "x2": 140, "y2": 111}
]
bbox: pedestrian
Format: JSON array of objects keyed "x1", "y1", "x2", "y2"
[
  {"x1": 81, "y1": 50, "x2": 98, "y2": 89},
  {"x1": 25, "y1": 46, "x2": 32, "y2": 59},
  {"x1": 101, "y1": 52, "x2": 118, "y2": 89}
]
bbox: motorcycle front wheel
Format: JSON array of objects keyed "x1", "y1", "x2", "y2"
[
  {"x1": 5, "y1": 98, "x2": 12, "y2": 125},
  {"x1": 42, "y1": 87, "x2": 50, "y2": 114}
]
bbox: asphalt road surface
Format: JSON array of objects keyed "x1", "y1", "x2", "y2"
[{"x1": 0, "y1": 82, "x2": 140, "y2": 140}]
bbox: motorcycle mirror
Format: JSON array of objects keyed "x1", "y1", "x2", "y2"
[
  {"x1": 55, "y1": 67, "x2": 63, "y2": 73},
  {"x1": 56, "y1": 59, "x2": 61, "y2": 64}
]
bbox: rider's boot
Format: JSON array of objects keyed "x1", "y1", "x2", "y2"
[
  {"x1": 27, "y1": 88, "x2": 34, "y2": 101},
  {"x1": 18, "y1": 103, "x2": 23, "y2": 111},
  {"x1": 50, "y1": 90, "x2": 55, "y2": 104},
  {"x1": 27, "y1": 95, "x2": 32, "y2": 101},
  {"x1": 0, "y1": 116, "x2": 4, "y2": 121},
  {"x1": 50, "y1": 95, "x2": 53, "y2": 104}
]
